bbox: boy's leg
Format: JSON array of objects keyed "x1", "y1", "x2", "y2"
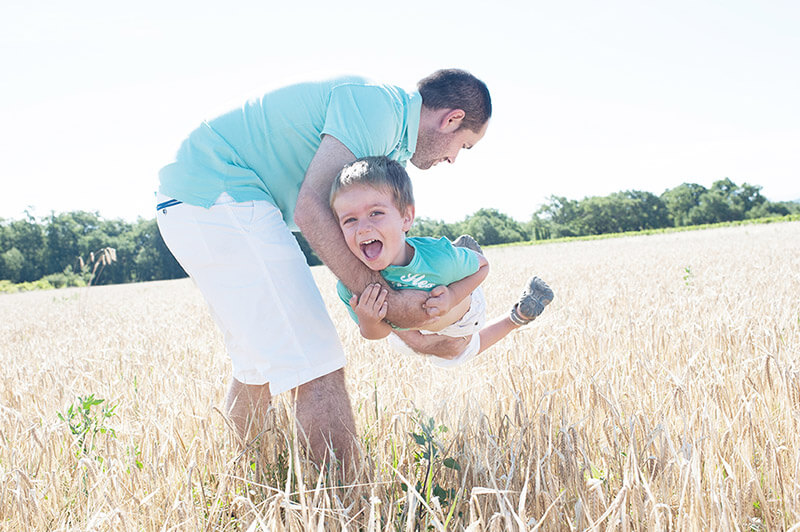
[
  {"x1": 429, "y1": 276, "x2": 555, "y2": 365},
  {"x1": 510, "y1": 276, "x2": 554, "y2": 325},
  {"x1": 477, "y1": 276, "x2": 555, "y2": 351},
  {"x1": 393, "y1": 277, "x2": 555, "y2": 363},
  {"x1": 476, "y1": 316, "x2": 519, "y2": 354}
]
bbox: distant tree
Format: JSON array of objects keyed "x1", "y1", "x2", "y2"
[
  {"x1": 44, "y1": 211, "x2": 102, "y2": 275},
  {"x1": 5, "y1": 215, "x2": 46, "y2": 282},
  {"x1": 526, "y1": 215, "x2": 552, "y2": 241},
  {"x1": 460, "y1": 208, "x2": 527, "y2": 245},
  {"x1": 689, "y1": 190, "x2": 734, "y2": 224},
  {"x1": 574, "y1": 196, "x2": 627, "y2": 235},
  {"x1": 130, "y1": 219, "x2": 186, "y2": 282},
  {"x1": 747, "y1": 200, "x2": 799, "y2": 218},
  {"x1": 620, "y1": 190, "x2": 670, "y2": 229},
  {"x1": 0, "y1": 247, "x2": 25, "y2": 283},
  {"x1": 408, "y1": 217, "x2": 457, "y2": 240},
  {"x1": 536, "y1": 196, "x2": 581, "y2": 237},
  {"x1": 661, "y1": 183, "x2": 707, "y2": 226},
  {"x1": 709, "y1": 178, "x2": 746, "y2": 220},
  {"x1": 732, "y1": 182, "x2": 767, "y2": 214}
]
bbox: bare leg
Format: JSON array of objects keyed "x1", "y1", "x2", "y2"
[
  {"x1": 476, "y1": 316, "x2": 520, "y2": 354},
  {"x1": 293, "y1": 368, "x2": 357, "y2": 478},
  {"x1": 225, "y1": 378, "x2": 272, "y2": 441},
  {"x1": 394, "y1": 317, "x2": 519, "y2": 360}
]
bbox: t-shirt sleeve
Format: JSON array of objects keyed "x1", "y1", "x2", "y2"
[
  {"x1": 322, "y1": 84, "x2": 402, "y2": 158},
  {"x1": 336, "y1": 280, "x2": 360, "y2": 324},
  {"x1": 437, "y1": 237, "x2": 481, "y2": 282}
]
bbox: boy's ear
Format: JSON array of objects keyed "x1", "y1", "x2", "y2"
[
  {"x1": 402, "y1": 204, "x2": 415, "y2": 232},
  {"x1": 439, "y1": 109, "x2": 465, "y2": 133}
]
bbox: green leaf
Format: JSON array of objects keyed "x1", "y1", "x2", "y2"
[
  {"x1": 443, "y1": 457, "x2": 461, "y2": 471},
  {"x1": 433, "y1": 485, "x2": 448, "y2": 501}
]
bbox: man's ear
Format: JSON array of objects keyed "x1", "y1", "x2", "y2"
[
  {"x1": 438, "y1": 109, "x2": 465, "y2": 133},
  {"x1": 402, "y1": 204, "x2": 416, "y2": 232}
]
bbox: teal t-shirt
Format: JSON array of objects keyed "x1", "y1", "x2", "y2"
[
  {"x1": 158, "y1": 76, "x2": 422, "y2": 231},
  {"x1": 336, "y1": 237, "x2": 480, "y2": 324}
]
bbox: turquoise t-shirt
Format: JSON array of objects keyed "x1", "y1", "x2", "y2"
[
  {"x1": 336, "y1": 237, "x2": 480, "y2": 324},
  {"x1": 158, "y1": 76, "x2": 422, "y2": 231}
]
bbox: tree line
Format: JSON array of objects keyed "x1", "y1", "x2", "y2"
[
  {"x1": 1, "y1": 178, "x2": 797, "y2": 288},
  {"x1": 410, "y1": 178, "x2": 798, "y2": 243}
]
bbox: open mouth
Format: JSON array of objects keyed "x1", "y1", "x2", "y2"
[{"x1": 360, "y1": 239, "x2": 383, "y2": 261}]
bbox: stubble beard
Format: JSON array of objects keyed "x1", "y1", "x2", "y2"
[{"x1": 410, "y1": 128, "x2": 449, "y2": 170}]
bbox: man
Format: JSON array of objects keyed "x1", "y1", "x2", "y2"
[{"x1": 156, "y1": 69, "x2": 491, "y2": 471}]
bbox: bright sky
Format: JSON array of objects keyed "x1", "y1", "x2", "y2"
[{"x1": 2, "y1": 0, "x2": 798, "y2": 224}]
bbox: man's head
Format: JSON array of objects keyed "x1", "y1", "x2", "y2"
[
  {"x1": 330, "y1": 157, "x2": 416, "y2": 270},
  {"x1": 411, "y1": 69, "x2": 492, "y2": 170}
]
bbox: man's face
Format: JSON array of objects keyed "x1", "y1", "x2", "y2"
[
  {"x1": 332, "y1": 185, "x2": 415, "y2": 271},
  {"x1": 410, "y1": 120, "x2": 488, "y2": 170}
]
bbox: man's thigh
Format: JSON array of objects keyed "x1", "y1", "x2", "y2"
[{"x1": 157, "y1": 193, "x2": 346, "y2": 394}]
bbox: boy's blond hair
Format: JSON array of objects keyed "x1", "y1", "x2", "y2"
[{"x1": 330, "y1": 156, "x2": 415, "y2": 215}]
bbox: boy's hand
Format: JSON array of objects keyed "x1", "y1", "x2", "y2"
[
  {"x1": 351, "y1": 283, "x2": 388, "y2": 323},
  {"x1": 423, "y1": 285, "x2": 456, "y2": 317},
  {"x1": 350, "y1": 283, "x2": 392, "y2": 339}
]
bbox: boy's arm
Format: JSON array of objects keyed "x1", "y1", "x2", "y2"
[
  {"x1": 294, "y1": 135, "x2": 437, "y2": 328},
  {"x1": 424, "y1": 254, "x2": 489, "y2": 317}
]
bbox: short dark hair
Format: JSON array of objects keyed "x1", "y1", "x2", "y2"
[
  {"x1": 417, "y1": 69, "x2": 491, "y2": 132},
  {"x1": 330, "y1": 156, "x2": 415, "y2": 215}
]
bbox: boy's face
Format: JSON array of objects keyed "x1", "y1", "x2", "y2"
[{"x1": 332, "y1": 185, "x2": 415, "y2": 271}]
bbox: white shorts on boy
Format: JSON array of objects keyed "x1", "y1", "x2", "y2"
[
  {"x1": 388, "y1": 287, "x2": 486, "y2": 368},
  {"x1": 156, "y1": 192, "x2": 347, "y2": 395}
]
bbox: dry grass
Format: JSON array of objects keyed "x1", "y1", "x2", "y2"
[{"x1": 1, "y1": 222, "x2": 799, "y2": 531}]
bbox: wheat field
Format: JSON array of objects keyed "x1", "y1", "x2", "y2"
[{"x1": 1, "y1": 222, "x2": 799, "y2": 531}]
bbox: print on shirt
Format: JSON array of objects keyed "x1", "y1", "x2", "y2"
[{"x1": 393, "y1": 273, "x2": 436, "y2": 290}]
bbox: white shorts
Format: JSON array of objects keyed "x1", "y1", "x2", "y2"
[
  {"x1": 156, "y1": 192, "x2": 346, "y2": 394},
  {"x1": 387, "y1": 287, "x2": 486, "y2": 368}
]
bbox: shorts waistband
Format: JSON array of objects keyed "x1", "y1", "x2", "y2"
[{"x1": 157, "y1": 199, "x2": 183, "y2": 211}]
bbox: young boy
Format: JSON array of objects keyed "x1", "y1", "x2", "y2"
[{"x1": 330, "y1": 156, "x2": 553, "y2": 367}]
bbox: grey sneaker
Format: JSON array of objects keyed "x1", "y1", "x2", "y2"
[
  {"x1": 452, "y1": 234, "x2": 483, "y2": 254},
  {"x1": 510, "y1": 276, "x2": 554, "y2": 325}
]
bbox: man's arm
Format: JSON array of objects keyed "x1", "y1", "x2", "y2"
[
  {"x1": 393, "y1": 330, "x2": 469, "y2": 359},
  {"x1": 294, "y1": 135, "x2": 434, "y2": 328}
]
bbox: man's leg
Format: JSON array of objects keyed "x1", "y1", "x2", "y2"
[
  {"x1": 225, "y1": 379, "x2": 272, "y2": 441},
  {"x1": 157, "y1": 194, "x2": 352, "y2": 467},
  {"x1": 293, "y1": 368, "x2": 357, "y2": 476}
]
